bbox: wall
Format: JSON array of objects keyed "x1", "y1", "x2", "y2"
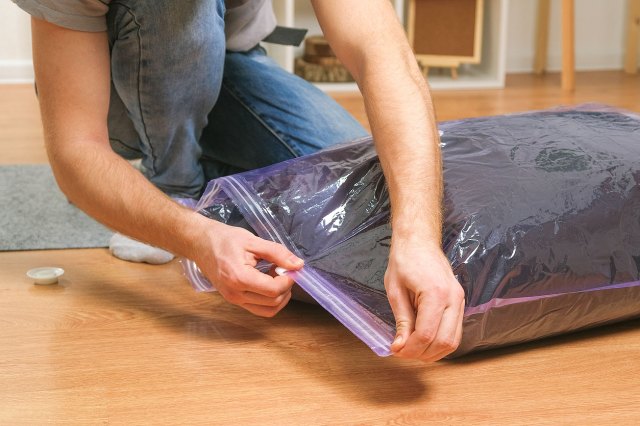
[
  {"x1": 0, "y1": 0, "x2": 635, "y2": 82},
  {"x1": 1, "y1": 1, "x2": 33, "y2": 82},
  {"x1": 507, "y1": 0, "x2": 629, "y2": 72}
]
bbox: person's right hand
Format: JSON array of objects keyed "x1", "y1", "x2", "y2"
[{"x1": 190, "y1": 215, "x2": 304, "y2": 317}]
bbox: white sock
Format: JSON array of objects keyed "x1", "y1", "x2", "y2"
[{"x1": 109, "y1": 233, "x2": 174, "y2": 265}]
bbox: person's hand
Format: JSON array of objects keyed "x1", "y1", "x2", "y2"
[
  {"x1": 385, "y1": 236, "x2": 465, "y2": 362},
  {"x1": 191, "y1": 217, "x2": 304, "y2": 317}
]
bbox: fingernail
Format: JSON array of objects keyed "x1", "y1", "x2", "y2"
[
  {"x1": 392, "y1": 335, "x2": 403, "y2": 346},
  {"x1": 274, "y1": 267, "x2": 288, "y2": 276}
]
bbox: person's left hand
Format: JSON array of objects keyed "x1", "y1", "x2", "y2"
[{"x1": 384, "y1": 236, "x2": 465, "y2": 362}]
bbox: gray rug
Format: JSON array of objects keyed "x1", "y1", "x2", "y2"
[{"x1": 0, "y1": 165, "x2": 112, "y2": 250}]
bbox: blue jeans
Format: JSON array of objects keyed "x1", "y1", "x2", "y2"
[{"x1": 106, "y1": 0, "x2": 367, "y2": 198}]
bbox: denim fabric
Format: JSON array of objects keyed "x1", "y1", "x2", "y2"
[{"x1": 106, "y1": 0, "x2": 367, "y2": 198}]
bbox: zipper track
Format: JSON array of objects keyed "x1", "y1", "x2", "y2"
[{"x1": 223, "y1": 175, "x2": 394, "y2": 355}]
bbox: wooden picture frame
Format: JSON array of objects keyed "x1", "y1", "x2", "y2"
[{"x1": 407, "y1": 0, "x2": 484, "y2": 76}]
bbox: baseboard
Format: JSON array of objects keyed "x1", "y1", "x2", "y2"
[{"x1": 0, "y1": 60, "x2": 34, "y2": 84}]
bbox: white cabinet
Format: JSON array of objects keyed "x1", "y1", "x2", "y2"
[{"x1": 266, "y1": 0, "x2": 508, "y2": 91}]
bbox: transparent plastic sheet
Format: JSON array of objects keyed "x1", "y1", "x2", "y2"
[{"x1": 182, "y1": 104, "x2": 640, "y2": 357}]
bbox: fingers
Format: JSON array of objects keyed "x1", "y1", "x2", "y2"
[
  {"x1": 241, "y1": 291, "x2": 292, "y2": 318},
  {"x1": 393, "y1": 295, "x2": 444, "y2": 360},
  {"x1": 197, "y1": 225, "x2": 302, "y2": 318},
  {"x1": 417, "y1": 297, "x2": 463, "y2": 362},
  {"x1": 235, "y1": 266, "x2": 295, "y2": 298},
  {"x1": 241, "y1": 287, "x2": 292, "y2": 307},
  {"x1": 248, "y1": 238, "x2": 304, "y2": 271},
  {"x1": 217, "y1": 267, "x2": 295, "y2": 315},
  {"x1": 427, "y1": 297, "x2": 465, "y2": 361},
  {"x1": 387, "y1": 286, "x2": 415, "y2": 354},
  {"x1": 392, "y1": 285, "x2": 465, "y2": 362}
]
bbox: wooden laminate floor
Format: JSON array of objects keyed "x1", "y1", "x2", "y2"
[{"x1": 1, "y1": 72, "x2": 639, "y2": 425}]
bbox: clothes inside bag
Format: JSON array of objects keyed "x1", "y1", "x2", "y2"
[{"x1": 183, "y1": 105, "x2": 640, "y2": 357}]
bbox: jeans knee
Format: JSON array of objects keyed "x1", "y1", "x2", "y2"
[
  {"x1": 108, "y1": 0, "x2": 226, "y2": 117},
  {"x1": 108, "y1": 0, "x2": 225, "y2": 78}
]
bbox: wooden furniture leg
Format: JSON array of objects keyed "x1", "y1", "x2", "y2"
[
  {"x1": 534, "y1": 0, "x2": 551, "y2": 74},
  {"x1": 561, "y1": 0, "x2": 575, "y2": 91},
  {"x1": 625, "y1": 0, "x2": 640, "y2": 74}
]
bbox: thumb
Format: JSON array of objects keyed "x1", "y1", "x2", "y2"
[
  {"x1": 387, "y1": 286, "x2": 415, "y2": 353},
  {"x1": 250, "y1": 238, "x2": 304, "y2": 271}
]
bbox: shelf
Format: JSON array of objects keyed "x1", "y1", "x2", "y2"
[
  {"x1": 313, "y1": 82, "x2": 359, "y2": 93},
  {"x1": 267, "y1": 0, "x2": 508, "y2": 91}
]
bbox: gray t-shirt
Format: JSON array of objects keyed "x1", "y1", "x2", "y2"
[{"x1": 11, "y1": 0, "x2": 276, "y2": 52}]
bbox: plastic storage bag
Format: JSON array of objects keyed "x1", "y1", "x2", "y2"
[{"x1": 183, "y1": 105, "x2": 640, "y2": 357}]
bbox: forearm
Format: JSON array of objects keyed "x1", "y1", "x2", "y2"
[
  {"x1": 30, "y1": 17, "x2": 302, "y2": 318},
  {"x1": 313, "y1": 1, "x2": 463, "y2": 361},
  {"x1": 31, "y1": 17, "x2": 207, "y2": 260},
  {"x1": 314, "y1": 0, "x2": 443, "y2": 246},
  {"x1": 47, "y1": 137, "x2": 206, "y2": 259},
  {"x1": 359, "y1": 53, "x2": 442, "y2": 244}
]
